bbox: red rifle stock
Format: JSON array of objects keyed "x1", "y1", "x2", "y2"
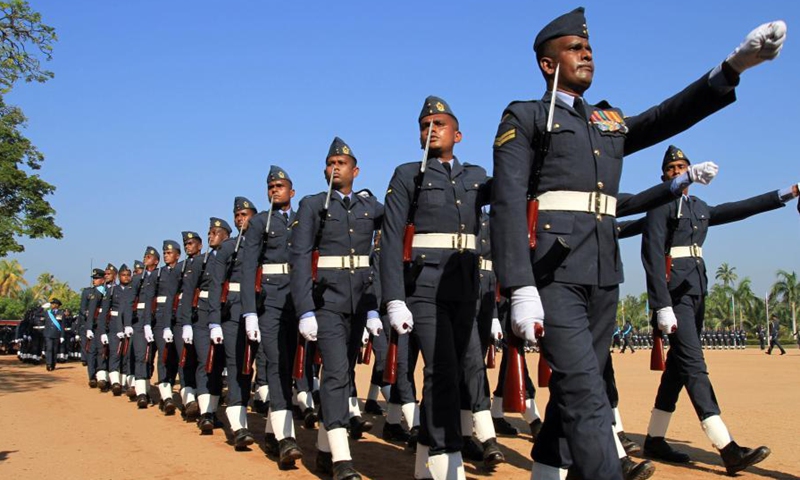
[
  {"x1": 220, "y1": 281, "x2": 230, "y2": 304},
  {"x1": 651, "y1": 330, "x2": 667, "y2": 371},
  {"x1": 362, "y1": 336, "x2": 373, "y2": 365},
  {"x1": 161, "y1": 343, "x2": 169, "y2": 365},
  {"x1": 179, "y1": 344, "x2": 188, "y2": 368},
  {"x1": 242, "y1": 341, "x2": 254, "y2": 375},
  {"x1": 402, "y1": 224, "x2": 415, "y2": 263},
  {"x1": 502, "y1": 330, "x2": 526, "y2": 413},
  {"x1": 527, "y1": 199, "x2": 540, "y2": 249},
  {"x1": 313, "y1": 345, "x2": 322, "y2": 365},
  {"x1": 486, "y1": 343, "x2": 496, "y2": 369},
  {"x1": 192, "y1": 289, "x2": 200, "y2": 308},
  {"x1": 205, "y1": 343, "x2": 215, "y2": 374},
  {"x1": 121, "y1": 336, "x2": 130, "y2": 356},
  {"x1": 292, "y1": 335, "x2": 306, "y2": 380},
  {"x1": 537, "y1": 353, "x2": 551, "y2": 388},
  {"x1": 383, "y1": 329, "x2": 399, "y2": 385}
]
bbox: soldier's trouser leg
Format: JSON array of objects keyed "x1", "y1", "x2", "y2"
[
  {"x1": 461, "y1": 318, "x2": 491, "y2": 413},
  {"x1": 87, "y1": 335, "x2": 98, "y2": 380},
  {"x1": 175, "y1": 333, "x2": 198, "y2": 407},
  {"x1": 30, "y1": 331, "x2": 43, "y2": 363},
  {"x1": 654, "y1": 294, "x2": 721, "y2": 420},
  {"x1": 533, "y1": 282, "x2": 621, "y2": 480},
  {"x1": 388, "y1": 316, "x2": 419, "y2": 409},
  {"x1": 133, "y1": 329, "x2": 149, "y2": 379},
  {"x1": 254, "y1": 336, "x2": 268, "y2": 397},
  {"x1": 154, "y1": 334, "x2": 179, "y2": 386},
  {"x1": 109, "y1": 333, "x2": 123, "y2": 374},
  {"x1": 57, "y1": 335, "x2": 68, "y2": 361},
  {"x1": 45, "y1": 337, "x2": 57, "y2": 367},
  {"x1": 604, "y1": 354, "x2": 619, "y2": 409},
  {"x1": 368, "y1": 316, "x2": 389, "y2": 387},
  {"x1": 493, "y1": 314, "x2": 536, "y2": 401},
  {"x1": 222, "y1": 315, "x2": 251, "y2": 409},
  {"x1": 79, "y1": 330, "x2": 88, "y2": 363},
  {"x1": 260, "y1": 305, "x2": 296, "y2": 412},
  {"x1": 408, "y1": 297, "x2": 476, "y2": 455}
]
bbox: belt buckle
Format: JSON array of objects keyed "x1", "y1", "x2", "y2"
[
  {"x1": 456, "y1": 234, "x2": 464, "y2": 252},
  {"x1": 691, "y1": 244, "x2": 699, "y2": 257},
  {"x1": 594, "y1": 192, "x2": 602, "y2": 215},
  {"x1": 348, "y1": 254, "x2": 355, "y2": 270}
]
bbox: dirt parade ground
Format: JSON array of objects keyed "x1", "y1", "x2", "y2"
[{"x1": 0, "y1": 349, "x2": 798, "y2": 480}]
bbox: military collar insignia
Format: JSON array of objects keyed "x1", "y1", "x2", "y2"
[{"x1": 590, "y1": 109, "x2": 628, "y2": 134}]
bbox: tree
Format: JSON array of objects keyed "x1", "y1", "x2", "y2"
[
  {"x1": 771, "y1": 270, "x2": 799, "y2": 335},
  {"x1": 715, "y1": 263, "x2": 738, "y2": 291},
  {"x1": 732, "y1": 277, "x2": 756, "y2": 330},
  {"x1": 30, "y1": 270, "x2": 54, "y2": 301},
  {"x1": 0, "y1": 257, "x2": 26, "y2": 296},
  {"x1": 0, "y1": 0, "x2": 59, "y2": 256}
]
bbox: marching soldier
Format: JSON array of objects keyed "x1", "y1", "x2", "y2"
[
  {"x1": 240, "y1": 165, "x2": 305, "y2": 467},
  {"x1": 124, "y1": 261, "x2": 145, "y2": 396},
  {"x1": 83, "y1": 268, "x2": 106, "y2": 389},
  {"x1": 381, "y1": 97, "x2": 490, "y2": 480},
  {"x1": 94, "y1": 263, "x2": 118, "y2": 392},
  {"x1": 766, "y1": 314, "x2": 786, "y2": 355},
  {"x1": 491, "y1": 6, "x2": 784, "y2": 478},
  {"x1": 27, "y1": 304, "x2": 46, "y2": 365},
  {"x1": 175, "y1": 231, "x2": 202, "y2": 421},
  {"x1": 290, "y1": 137, "x2": 382, "y2": 480},
  {"x1": 60, "y1": 307, "x2": 76, "y2": 362},
  {"x1": 42, "y1": 299, "x2": 64, "y2": 371},
  {"x1": 641, "y1": 145, "x2": 798, "y2": 474},
  {"x1": 98, "y1": 264, "x2": 134, "y2": 395},
  {"x1": 208, "y1": 197, "x2": 257, "y2": 449},
  {"x1": 133, "y1": 247, "x2": 160, "y2": 408}
]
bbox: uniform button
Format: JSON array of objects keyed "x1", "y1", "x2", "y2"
[
  {"x1": 596, "y1": 214, "x2": 602, "y2": 221},
  {"x1": 597, "y1": 182, "x2": 604, "y2": 190},
  {"x1": 481, "y1": 239, "x2": 486, "y2": 244},
  {"x1": 693, "y1": 226, "x2": 698, "y2": 230},
  {"x1": 543, "y1": 224, "x2": 551, "y2": 230},
  {"x1": 350, "y1": 270, "x2": 355, "y2": 274},
  {"x1": 594, "y1": 149, "x2": 600, "y2": 157},
  {"x1": 364, "y1": 212, "x2": 368, "y2": 217},
  {"x1": 473, "y1": 183, "x2": 478, "y2": 188},
  {"x1": 349, "y1": 228, "x2": 354, "y2": 233},
  {"x1": 456, "y1": 199, "x2": 461, "y2": 205},
  {"x1": 350, "y1": 248, "x2": 355, "y2": 253},
  {"x1": 451, "y1": 180, "x2": 456, "y2": 185},
  {"x1": 427, "y1": 182, "x2": 432, "y2": 187},
  {"x1": 479, "y1": 273, "x2": 484, "y2": 278},
  {"x1": 421, "y1": 254, "x2": 426, "y2": 259},
  {"x1": 554, "y1": 123, "x2": 560, "y2": 129}
]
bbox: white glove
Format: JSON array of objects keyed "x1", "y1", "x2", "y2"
[
  {"x1": 510, "y1": 286, "x2": 545, "y2": 344},
  {"x1": 386, "y1": 300, "x2": 414, "y2": 334},
  {"x1": 182, "y1": 325, "x2": 193, "y2": 344},
  {"x1": 362, "y1": 328, "x2": 370, "y2": 346},
  {"x1": 244, "y1": 313, "x2": 260, "y2": 342},
  {"x1": 727, "y1": 20, "x2": 787, "y2": 73},
  {"x1": 210, "y1": 325, "x2": 224, "y2": 344},
  {"x1": 656, "y1": 307, "x2": 678, "y2": 335},
  {"x1": 163, "y1": 327, "x2": 174, "y2": 343},
  {"x1": 60, "y1": 337, "x2": 64, "y2": 344},
  {"x1": 144, "y1": 325, "x2": 154, "y2": 343},
  {"x1": 687, "y1": 161, "x2": 719, "y2": 185},
  {"x1": 366, "y1": 317, "x2": 383, "y2": 337},
  {"x1": 25, "y1": 334, "x2": 31, "y2": 341},
  {"x1": 299, "y1": 315, "x2": 318, "y2": 342},
  {"x1": 491, "y1": 318, "x2": 503, "y2": 341},
  {"x1": 100, "y1": 334, "x2": 109, "y2": 345},
  {"x1": 74, "y1": 335, "x2": 80, "y2": 342},
  {"x1": 42, "y1": 302, "x2": 51, "y2": 309},
  {"x1": 86, "y1": 330, "x2": 94, "y2": 340},
  {"x1": 116, "y1": 331, "x2": 124, "y2": 340},
  {"x1": 124, "y1": 326, "x2": 134, "y2": 337}
]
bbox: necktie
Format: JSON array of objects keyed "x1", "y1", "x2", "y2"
[
  {"x1": 573, "y1": 97, "x2": 586, "y2": 119},
  {"x1": 283, "y1": 212, "x2": 289, "y2": 222},
  {"x1": 443, "y1": 161, "x2": 452, "y2": 178},
  {"x1": 343, "y1": 196, "x2": 351, "y2": 209}
]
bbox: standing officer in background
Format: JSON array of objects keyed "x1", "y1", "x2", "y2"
[
  {"x1": 621, "y1": 320, "x2": 635, "y2": 354},
  {"x1": 641, "y1": 146, "x2": 798, "y2": 474},
  {"x1": 43, "y1": 299, "x2": 64, "y2": 371},
  {"x1": 241, "y1": 165, "x2": 304, "y2": 468},
  {"x1": 27, "y1": 303, "x2": 46, "y2": 365},
  {"x1": 290, "y1": 137, "x2": 382, "y2": 480},
  {"x1": 133, "y1": 247, "x2": 160, "y2": 408},
  {"x1": 491, "y1": 6, "x2": 785, "y2": 479},
  {"x1": 381, "y1": 96, "x2": 490, "y2": 480},
  {"x1": 766, "y1": 314, "x2": 786, "y2": 355},
  {"x1": 208, "y1": 197, "x2": 257, "y2": 450}
]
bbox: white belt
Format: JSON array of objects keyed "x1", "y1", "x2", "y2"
[
  {"x1": 110, "y1": 311, "x2": 119, "y2": 317},
  {"x1": 479, "y1": 259, "x2": 493, "y2": 271},
  {"x1": 262, "y1": 263, "x2": 290, "y2": 275},
  {"x1": 411, "y1": 233, "x2": 477, "y2": 250},
  {"x1": 136, "y1": 303, "x2": 145, "y2": 309},
  {"x1": 198, "y1": 290, "x2": 209, "y2": 299},
  {"x1": 537, "y1": 191, "x2": 617, "y2": 217},
  {"x1": 227, "y1": 282, "x2": 240, "y2": 292},
  {"x1": 670, "y1": 245, "x2": 703, "y2": 259},
  {"x1": 156, "y1": 296, "x2": 167, "y2": 304},
  {"x1": 317, "y1": 255, "x2": 370, "y2": 269},
  {"x1": 33, "y1": 326, "x2": 44, "y2": 330}
]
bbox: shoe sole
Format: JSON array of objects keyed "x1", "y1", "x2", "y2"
[
  {"x1": 198, "y1": 423, "x2": 214, "y2": 434},
  {"x1": 726, "y1": 448, "x2": 771, "y2": 475},
  {"x1": 630, "y1": 462, "x2": 656, "y2": 480},
  {"x1": 163, "y1": 404, "x2": 176, "y2": 415},
  {"x1": 280, "y1": 449, "x2": 303, "y2": 467},
  {"x1": 484, "y1": 453, "x2": 505, "y2": 468}
]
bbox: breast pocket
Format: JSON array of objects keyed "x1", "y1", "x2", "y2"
[
  {"x1": 420, "y1": 183, "x2": 446, "y2": 207},
  {"x1": 355, "y1": 212, "x2": 376, "y2": 234}
]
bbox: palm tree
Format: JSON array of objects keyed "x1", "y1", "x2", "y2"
[
  {"x1": 733, "y1": 277, "x2": 756, "y2": 330},
  {"x1": 31, "y1": 272, "x2": 56, "y2": 302},
  {"x1": 715, "y1": 263, "x2": 738, "y2": 323},
  {"x1": 0, "y1": 259, "x2": 28, "y2": 298},
  {"x1": 771, "y1": 270, "x2": 799, "y2": 336},
  {"x1": 50, "y1": 281, "x2": 78, "y2": 309}
]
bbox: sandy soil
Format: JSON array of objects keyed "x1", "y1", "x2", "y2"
[{"x1": 0, "y1": 348, "x2": 797, "y2": 479}]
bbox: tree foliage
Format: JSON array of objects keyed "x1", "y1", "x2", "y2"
[{"x1": 0, "y1": 0, "x2": 56, "y2": 93}]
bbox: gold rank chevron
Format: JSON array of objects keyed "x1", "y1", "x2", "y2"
[{"x1": 494, "y1": 128, "x2": 516, "y2": 148}]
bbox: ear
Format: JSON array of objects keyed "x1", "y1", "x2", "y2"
[
  {"x1": 454, "y1": 130, "x2": 463, "y2": 144},
  {"x1": 352, "y1": 165, "x2": 360, "y2": 179},
  {"x1": 289, "y1": 189, "x2": 296, "y2": 199},
  {"x1": 539, "y1": 56, "x2": 556, "y2": 77},
  {"x1": 660, "y1": 173, "x2": 668, "y2": 182}
]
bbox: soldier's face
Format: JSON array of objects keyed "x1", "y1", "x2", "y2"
[
  {"x1": 92, "y1": 278, "x2": 104, "y2": 286},
  {"x1": 208, "y1": 227, "x2": 229, "y2": 248},
  {"x1": 134, "y1": 267, "x2": 143, "y2": 275},
  {"x1": 104, "y1": 271, "x2": 116, "y2": 283},
  {"x1": 325, "y1": 155, "x2": 358, "y2": 190},
  {"x1": 184, "y1": 238, "x2": 202, "y2": 256},
  {"x1": 163, "y1": 249, "x2": 180, "y2": 265},
  {"x1": 420, "y1": 114, "x2": 461, "y2": 156},
  {"x1": 119, "y1": 270, "x2": 132, "y2": 285},
  {"x1": 234, "y1": 208, "x2": 255, "y2": 231},
  {"x1": 661, "y1": 160, "x2": 689, "y2": 181},
  {"x1": 268, "y1": 179, "x2": 295, "y2": 208},
  {"x1": 144, "y1": 254, "x2": 159, "y2": 268},
  {"x1": 539, "y1": 36, "x2": 594, "y2": 95}
]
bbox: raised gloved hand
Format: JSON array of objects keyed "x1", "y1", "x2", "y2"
[
  {"x1": 727, "y1": 20, "x2": 787, "y2": 73},
  {"x1": 362, "y1": 328, "x2": 370, "y2": 346},
  {"x1": 209, "y1": 324, "x2": 223, "y2": 344},
  {"x1": 163, "y1": 327, "x2": 174, "y2": 343},
  {"x1": 656, "y1": 306, "x2": 678, "y2": 335},
  {"x1": 100, "y1": 334, "x2": 109, "y2": 345},
  {"x1": 244, "y1": 313, "x2": 260, "y2": 342},
  {"x1": 687, "y1": 161, "x2": 719, "y2": 185},
  {"x1": 124, "y1": 326, "x2": 134, "y2": 337},
  {"x1": 86, "y1": 330, "x2": 95, "y2": 340},
  {"x1": 299, "y1": 315, "x2": 318, "y2": 342},
  {"x1": 386, "y1": 300, "x2": 413, "y2": 334},
  {"x1": 510, "y1": 286, "x2": 545, "y2": 344},
  {"x1": 116, "y1": 331, "x2": 125, "y2": 340},
  {"x1": 143, "y1": 325, "x2": 154, "y2": 343},
  {"x1": 366, "y1": 317, "x2": 383, "y2": 337},
  {"x1": 491, "y1": 318, "x2": 503, "y2": 342},
  {"x1": 182, "y1": 325, "x2": 193, "y2": 344}
]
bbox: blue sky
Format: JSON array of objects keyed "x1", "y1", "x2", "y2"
[{"x1": 6, "y1": 0, "x2": 799, "y2": 298}]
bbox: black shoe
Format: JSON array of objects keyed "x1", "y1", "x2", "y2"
[
  {"x1": 184, "y1": 401, "x2": 200, "y2": 421},
  {"x1": 492, "y1": 416, "x2": 519, "y2": 436},
  {"x1": 316, "y1": 451, "x2": 333, "y2": 475},
  {"x1": 160, "y1": 398, "x2": 177, "y2": 416},
  {"x1": 348, "y1": 416, "x2": 373, "y2": 440},
  {"x1": 529, "y1": 418, "x2": 543, "y2": 443},
  {"x1": 111, "y1": 383, "x2": 122, "y2": 396},
  {"x1": 364, "y1": 399, "x2": 383, "y2": 415},
  {"x1": 46, "y1": 365, "x2": 54, "y2": 371},
  {"x1": 292, "y1": 404, "x2": 304, "y2": 420},
  {"x1": 332, "y1": 460, "x2": 361, "y2": 480},
  {"x1": 197, "y1": 413, "x2": 215, "y2": 434},
  {"x1": 136, "y1": 394, "x2": 149, "y2": 409},
  {"x1": 233, "y1": 428, "x2": 255, "y2": 450},
  {"x1": 98, "y1": 380, "x2": 109, "y2": 392},
  {"x1": 303, "y1": 408, "x2": 318, "y2": 430},
  {"x1": 82, "y1": 361, "x2": 87, "y2": 366},
  {"x1": 407, "y1": 426, "x2": 420, "y2": 451},
  {"x1": 461, "y1": 436, "x2": 484, "y2": 462},
  {"x1": 382, "y1": 422, "x2": 410, "y2": 442},
  {"x1": 264, "y1": 432, "x2": 279, "y2": 456},
  {"x1": 643, "y1": 435, "x2": 691, "y2": 463},
  {"x1": 482, "y1": 438, "x2": 505, "y2": 468},
  {"x1": 780, "y1": 351, "x2": 786, "y2": 355},
  {"x1": 126, "y1": 386, "x2": 137, "y2": 400},
  {"x1": 89, "y1": 379, "x2": 98, "y2": 389},
  {"x1": 278, "y1": 437, "x2": 303, "y2": 469},
  {"x1": 252, "y1": 398, "x2": 268, "y2": 415},
  {"x1": 621, "y1": 456, "x2": 656, "y2": 480},
  {"x1": 618, "y1": 431, "x2": 642, "y2": 455},
  {"x1": 213, "y1": 413, "x2": 225, "y2": 428},
  {"x1": 719, "y1": 441, "x2": 770, "y2": 475}
]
